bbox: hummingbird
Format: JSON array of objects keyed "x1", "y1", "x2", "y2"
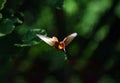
[{"x1": 36, "y1": 33, "x2": 77, "y2": 52}]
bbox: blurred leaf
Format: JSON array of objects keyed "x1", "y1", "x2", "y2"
[
  {"x1": 47, "y1": 0, "x2": 64, "y2": 9},
  {"x1": 115, "y1": 1, "x2": 120, "y2": 18},
  {"x1": 64, "y1": 0, "x2": 78, "y2": 15},
  {"x1": 0, "y1": 18, "x2": 15, "y2": 37},
  {"x1": 94, "y1": 25, "x2": 109, "y2": 42},
  {"x1": 48, "y1": 51, "x2": 66, "y2": 71},
  {"x1": 0, "y1": 13, "x2": 2, "y2": 19},
  {"x1": 0, "y1": 56, "x2": 13, "y2": 83},
  {"x1": 0, "y1": 0, "x2": 6, "y2": 10},
  {"x1": 15, "y1": 28, "x2": 47, "y2": 47},
  {"x1": 15, "y1": 76, "x2": 27, "y2": 83},
  {"x1": 82, "y1": 41, "x2": 98, "y2": 59},
  {"x1": 104, "y1": 57, "x2": 115, "y2": 71},
  {"x1": 17, "y1": 59, "x2": 32, "y2": 72},
  {"x1": 44, "y1": 76, "x2": 60, "y2": 83},
  {"x1": 69, "y1": 75, "x2": 83, "y2": 83},
  {"x1": 68, "y1": 43, "x2": 79, "y2": 56},
  {"x1": 98, "y1": 75, "x2": 116, "y2": 83},
  {"x1": 115, "y1": 40, "x2": 120, "y2": 52},
  {"x1": 74, "y1": 59, "x2": 87, "y2": 71},
  {"x1": 76, "y1": 0, "x2": 112, "y2": 36}
]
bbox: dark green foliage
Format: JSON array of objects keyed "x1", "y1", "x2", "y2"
[
  {"x1": 15, "y1": 28, "x2": 46, "y2": 47},
  {"x1": 0, "y1": 0, "x2": 120, "y2": 83},
  {"x1": 47, "y1": 0, "x2": 64, "y2": 8},
  {"x1": 0, "y1": 13, "x2": 2, "y2": 19},
  {"x1": 0, "y1": 18, "x2": 15, "y2": 36},
  {"x1": 0, "y1": 17, "x2": 23, "y2": 37}
]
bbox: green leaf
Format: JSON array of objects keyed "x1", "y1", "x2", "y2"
[
  {"x1": 0, "y1": 0, "x2": 6, "y2": 10},
  {"x1": 0, "y1": 18, "x2": 15, "y2": 37},
  {"x1": 15, "y1": 28, "x2": 47, "y2": 47}
]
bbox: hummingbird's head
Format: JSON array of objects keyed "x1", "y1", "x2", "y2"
[{"x1": 58, "y1": 41, "x2": 65, "y2": 51}]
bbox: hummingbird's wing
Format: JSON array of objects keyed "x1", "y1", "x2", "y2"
[
  {"x1": 63, "y1": 33, "x2": 77, "y2": 46},
  {"x1": 36, "y1": 34, "x2": 58, "y2": 46}
]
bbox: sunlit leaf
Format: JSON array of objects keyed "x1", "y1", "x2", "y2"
[{"x1": 64, "y1": 0, "x2": 78, "y2": 15}]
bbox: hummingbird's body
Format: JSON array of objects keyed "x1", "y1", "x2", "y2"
[
  {"x1": 36, "y1": 33, "x2": 77, "y2": 51},
  {"x1": 54, "y1": 41, "x2": 65, "y2": 51}
]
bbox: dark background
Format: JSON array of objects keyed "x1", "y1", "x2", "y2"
[{"x1": 0, "y1": 0, "x2": 120, "y2": 83}]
